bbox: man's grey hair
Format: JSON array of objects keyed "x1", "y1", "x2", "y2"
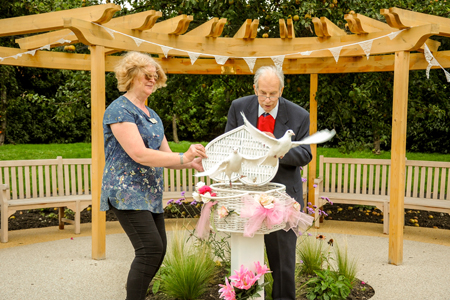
[{"x1": 253, "y1": 66, "x2": 284, "y2": 92}]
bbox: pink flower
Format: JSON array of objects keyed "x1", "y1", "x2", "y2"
[
  {"x1": 361, "y1": 281, "x2": 366, "y2": 285},
  {"x1": 219, "y1": 277, "x2": 236, "y2": 300},
  {"x1": 229, "y1": 265, "x2": 258, "y2": 290},
  {"x1": 254, "y1": 261, "x2": 270, "y2": 277},
  {"x1": 217, "y1": 206, "x2": 229, "y2": 219},
  {"x1": 198, "y1": 185, "x2": 212, "y2": 195}
]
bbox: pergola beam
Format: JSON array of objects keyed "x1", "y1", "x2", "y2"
[
  {"x1": 1, "y1": 46, "x2": 449, "y2": 74},
  {"x1": 313, "y1": 17, "x2": 346, "y2": 37},
  {"x1": 0, "y1": 3, "x2": 119, "y2": 37}
]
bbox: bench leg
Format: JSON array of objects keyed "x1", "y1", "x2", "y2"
[
  {"x1": 314, "y1": 207, "x2": 321, "y2": 229},
  {"x1": 58, "y1": 207, "x2": 65, "y2": 230},
  {"x1": 383, "y1": 202, "x2": 389, "y2": 234},
  {"x1": 74, "y1": 201, "x2": 81, "y2": 235},
  {"x1": 1, "y1": 207, "x2": 8, "y2": 243}
]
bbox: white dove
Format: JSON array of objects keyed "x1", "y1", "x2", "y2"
[
  {"x1": 240, "y1": 111, "x2": 336, "y2": 167},
  {"x1": 195, "y1": 147, "x2": 265, "y2": 186}
]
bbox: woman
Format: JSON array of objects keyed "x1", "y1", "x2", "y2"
[{"x1": 100, "y1": 51, "x2": 206, "y2": 300}]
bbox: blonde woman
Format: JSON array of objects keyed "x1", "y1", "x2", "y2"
[{"x1": 100, "y1": 51, "x2": 206, "y2": 300}]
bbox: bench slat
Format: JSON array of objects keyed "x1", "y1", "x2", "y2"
[
  {"x1": 350, "y1": 164, "x2": 355, "y2": 194},
  {"x1": 356, "y1": 164, "x2": 361, "y2": 195},
  {"x1": 413, "y1": 166, "x2": 419, "y2": 198},
  {"x1": 38, "y1": 166, "x2": 44, "y2": 198},
  {"x1": 432, "y1": 167, "x2": 439, "y2": 200}
]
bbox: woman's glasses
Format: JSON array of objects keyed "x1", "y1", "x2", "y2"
[{"x1": 144, "y1": 73, "x2": 159, "y2": 81}]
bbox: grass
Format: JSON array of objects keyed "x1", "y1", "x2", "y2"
[
  {"x1": 297, "y1": 235, "x2": 326, "y2": 276},
  {"x1": 157, "y1": 228, "x2": 217, "y2": 299},
  {"x1": 2, "y1": 142, "x2": 450, "y2": 162}
]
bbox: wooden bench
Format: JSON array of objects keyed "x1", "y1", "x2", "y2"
[
  {"x1": 0, "y1": 157, "x2": 92, "y2": 242},
  {"x1": 0, "y1": 156, "x2": 309, "y2": 242},
  {"x1": 163, "y1": 166, "x2": 309, "y2": 206},
  {"x1": 314, "y1": 156, "x2": 450, "y2": 234}
]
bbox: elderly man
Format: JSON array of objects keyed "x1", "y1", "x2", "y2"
[{"x1": 225, "y1": 65, "x2": 312, "y2": 300}]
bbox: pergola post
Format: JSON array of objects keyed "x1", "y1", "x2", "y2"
[
  {"x1": 388, "y1": 51, "x2": 410, "y2": 265},
  {"x1": 308, "y1": 74, "x2": 318, "y2": 209},
  {"x1": 90, "y1": 45, "x2": 106, "y2": 260}
]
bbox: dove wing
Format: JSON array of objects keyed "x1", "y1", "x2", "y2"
[
  {"x1": 240, "y1": 154, "x2": 267, "y2": 167},
  {"x1": 195, "y1": 159, "x2": 229, "y2": 177},
  {"x1": 240, "y1": 111, "x2": 279, "y2": 148},
  {"x1": 291, "y1": 129, "x2": 336, "y2": 147}
]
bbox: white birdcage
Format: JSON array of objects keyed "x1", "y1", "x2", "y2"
[{"x1": 199, "y1": 126, "x2": 289, "y2": 234}]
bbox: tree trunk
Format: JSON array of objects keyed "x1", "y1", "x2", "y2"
[
  {"x1": 373, "y1": 132, "x2": 381, "y2": 155},
  {"x1": 0, "y1": 86, "x2": 6, "y2": 146},
  {"x1": 172, "y1": 114, "x2": 179, "y2": 143}
]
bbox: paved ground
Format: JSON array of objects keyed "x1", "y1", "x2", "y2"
[{"x1": 0, "y1": 220, "x2": 449, "y2": 300}]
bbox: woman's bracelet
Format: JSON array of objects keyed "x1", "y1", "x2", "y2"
[{"x1": 179, "y1": 152, "x2": 184, "y2": 165}]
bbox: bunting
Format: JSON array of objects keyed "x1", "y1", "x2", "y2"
[
  {"x1": 359, "y1": 40, "x2": 373, "y2": 60},
  {"x1": 329, "y1": 47, "x2": 342, "y2": 63},
  {"x1": 214, "y1": 55, "x2": 229, "y2": 65},
  {"x1": 271, "y1": 55, "x2": 285, "y2": 71},
  {"x1": 188, "y1": 52, "x2": 200, "y2": 65},
  {"x1": 243, "y1": 57, "x2": 257, "y2": 73},
  {"x1": 0, "y1": 25, "x2": 447, "y2": 83}
]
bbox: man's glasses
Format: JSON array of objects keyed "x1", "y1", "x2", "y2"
[
  {"x1": 257, "y1": 94, "x2": 279, "y2": 101},
  {"x1": 144, "y1": 73, "x2": 159, "y2": 81}
]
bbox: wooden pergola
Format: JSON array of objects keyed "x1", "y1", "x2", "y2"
[{"x1": 1, "y1": 4, "x2": 449, "y2": 265}]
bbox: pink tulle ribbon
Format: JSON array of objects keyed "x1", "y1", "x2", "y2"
[
  {"x1": 240, "y1": 195, "x2": 285, "y2": 237},
  {"x1": 195, "y1": 201, "x2": 217, "y2": 239},
  {"x1": 280, "y1": 193, "x2": 314, "y2": 235}
]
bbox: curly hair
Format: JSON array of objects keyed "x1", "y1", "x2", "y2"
[{"x1": 114, "y1": 51, "x2": 167, "y2": 92}]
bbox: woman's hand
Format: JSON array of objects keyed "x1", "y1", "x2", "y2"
[
  {"x1": 191, "y1": 157, "x2": 204, "y2": 172},
  {"x1": 184, "y1": 144, "x2": 207, "y2": 163}
]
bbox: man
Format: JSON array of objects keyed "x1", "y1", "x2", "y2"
[{"x1": 225, "y1": 65, "x2": 312, "y2": 300}]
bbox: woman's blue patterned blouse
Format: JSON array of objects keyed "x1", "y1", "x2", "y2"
[{"x1": 100, "y1": 96, "x2": 164, "y2": 213}]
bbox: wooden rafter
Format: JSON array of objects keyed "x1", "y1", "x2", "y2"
[
  {"x1": 234, "y1": 19, "x2": 259, "y2": 39},
  {"x1": 185, "y1": 18, "x2": 224, "y2": 37},
  {"x1": 0, "y1": 3, "x2": 119, "y2": 37},
  {"x1": 279, "y1": 19, "x2": 295, "y2": 39},
  {"x1": 312, "y1": 17, "x2": 346, "y2": 37},
  {"x1": 345, "y1": 13, "x2": 394, "y2": 34},
  {"x1": 16, "y1": 10, "x2": 162, "y2": 50},
  {"x1": 381, "y1": 7, "x2": 450, "y2": 37},
  {"x1": 148, "y1": 15, "x2": 193, "y2": 35}
]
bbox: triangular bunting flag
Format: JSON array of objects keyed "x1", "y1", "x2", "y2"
[
  {"x1": 359, "y1": 40, "x2": 373, "y2": 60},
  {"x1": 27, "y1": 50, "x2": 37, "y2": 56},
  {"x1": 243, "y1": 57, "x2": 257, "y2": 73},
  {"x1": 388, "y1": 31, "x2": 401, "y2": 40},
  {"x1": 424, "y1": 44, "x2": 433, "y2": 63},
  {"x1": 215, "y1": 55, "x2": 229, "y2": 65},
  {"x1": 271, "y1": 55, "x2": 285, "y2": 71},
  {"x1": 161, "y1": 46, "x2": 171, "y2": 58},
  {"x1": 40, "y1": 45, "x2": 51, "y2": 51},
  {"x1": 444, "y1": 69, "x2": 450, "y2": 82},
  {"x1": 56, "y1": 38, "x2": 71, "y2": 44},
  {"x1": 329, "y1": 47, "x2": 342, "y2": 63},
  {"x1": 132, "y1": 37, "x2": 143, "y2": 47},
  {"x1": 188, "y1": 52, "x2": 200, "y2": 65},
  {"x1": 300, "y1": 51, "x2": 312, "y2": 56}
]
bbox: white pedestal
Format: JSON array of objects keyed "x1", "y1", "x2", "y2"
[{"x1": 230, "y1": 233, "x2": 265, "y2": 300}]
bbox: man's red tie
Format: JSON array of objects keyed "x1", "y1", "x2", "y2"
[{"x1": 257, "y1": 113, "x2": 275, "y2": 133}]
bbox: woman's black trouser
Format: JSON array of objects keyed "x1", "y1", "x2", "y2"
[{"x1": 109, "y1": 203, "x2": 167, "y2": 300}]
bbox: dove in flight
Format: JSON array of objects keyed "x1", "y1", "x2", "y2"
[
  {"x1": 240, "y1": 111, "x2": 336, "y2": 167},
  {"x1": 195, "y1": 147, "x2": 265, "y2": 186}
]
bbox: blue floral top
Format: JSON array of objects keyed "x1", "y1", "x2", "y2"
[{"x1": 100, "y1": 96, "x2": 164, "y2": 213}]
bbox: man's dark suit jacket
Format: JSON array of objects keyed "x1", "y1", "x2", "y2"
[{"x1": 225, "y1": 95, "x2": 313, "y2": 206}]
